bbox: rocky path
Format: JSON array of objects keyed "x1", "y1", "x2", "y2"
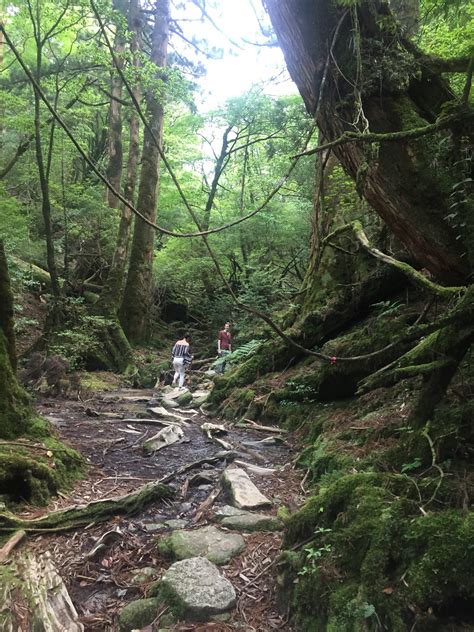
[{"x1": 23, "y1": 379, "x2": 304, "y2": 631}]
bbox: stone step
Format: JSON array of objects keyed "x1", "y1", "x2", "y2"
[{"x1": 222, "y1": 467, "x2": 272, "y2": 510}]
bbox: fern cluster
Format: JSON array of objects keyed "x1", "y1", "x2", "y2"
[{"x1": 212, "y1": 339, "x2": 261, "y2": 369}]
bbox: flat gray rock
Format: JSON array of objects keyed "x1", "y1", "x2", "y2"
[
  {"x1": 161, "y1": 397, "x2": 179, "y2": 409},
  {"x1": 164, "y1": 519, "x2": 188, "y2": 529},
  {"x1": 161, "y1": 557, "x2": 236, "y2": 621},
  {"x1": 214, "y1": 505, "x2": 282, "y2": 531},
  {"x1": 160, "y1": 525, "x2": 244, "y2": 565},
  {"x1": 222, "y1": 467, "x2": 272, "y2": 509}
]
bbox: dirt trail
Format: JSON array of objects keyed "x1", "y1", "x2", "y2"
[{"x1": 23, "y1": 386, "x2": 304, "y2": 631}]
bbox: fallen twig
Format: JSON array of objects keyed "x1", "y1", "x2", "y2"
[
  {"x1": 192, "y1": 488, "x2": 221, "y2": 524},
  {"x1": 241, "y1": 419, "x2": 287, "y2": 434},
  {"x1": 0, "y1": 529, "x2": 26, "y2": 563}
]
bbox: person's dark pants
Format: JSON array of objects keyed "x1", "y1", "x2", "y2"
[{"x1": 217, "y1": 350, "x2": 231, "y2": 374}]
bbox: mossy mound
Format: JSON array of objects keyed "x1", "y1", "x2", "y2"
[
  {"x1": 281, "y1": 471, "x2": 474, "y2": 631},
  {"x1": 0, "y1": 416, "x2": 83, "y2": 508},
  {"x1": 49, "y1": 315, "x2": 132, "y2": 372},
  {"x1": 118, "y1": 597, "x2": 160, "y2": 632}
]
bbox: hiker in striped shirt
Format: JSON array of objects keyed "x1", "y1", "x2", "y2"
[{"x1": 171, "y1": 334, "x2": 193, "y2": 390}]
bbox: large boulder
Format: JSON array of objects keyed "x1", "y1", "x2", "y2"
[
  {"x1": 158, "y1": 525, "x2": 244, "y2": 565},
  {"x1": 160, "y1": 557, "x2": 236, "y2": 621}
]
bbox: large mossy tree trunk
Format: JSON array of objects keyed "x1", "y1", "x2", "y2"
[
  {"x1": 120, "y1": 0, "x2": 169, "y2": 343},
  {"x1": 0, "y1": 241, "x2": 31, "y2": 439},
  {"x1": 264, "y1": 0, "x2": 472, "y2": 285}
]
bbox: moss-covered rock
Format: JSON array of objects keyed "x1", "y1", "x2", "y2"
[
  {"x1": 118, "y1": 598, "x2": 160, "y2": 632},
  {"x1": 280, "y1": 471, "x2": 474, "y2": 631}
]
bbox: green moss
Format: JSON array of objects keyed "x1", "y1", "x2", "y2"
[
  {"x1": 118, "y1": 598, "x2": 160, "y2": 632},
  {"x1": 0, "y1": 331, "x2": 31, "y2": 439},
  {"x1": 78, "y1": 371, "x2": 122, "y2": 392},
  {"x1": 403, "y1": 511, "x2": 474, "y2": 608},
  {"x1": 298, "y1": 435, "x2": 353, "y2": 481},
  {"x1": 281, "y1": 471, "x2": 474, "y2": 631}
]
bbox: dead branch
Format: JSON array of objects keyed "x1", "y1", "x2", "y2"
[
  {"x1": 242, "y1": 419, "x2": 287, "y2": 434},
  {"x1": 0, "y1": 529, "x2": 26, "y2": 563}
]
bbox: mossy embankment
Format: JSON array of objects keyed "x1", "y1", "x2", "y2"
[
  {"x1": 208, "y1": 298, "x2": 474, "y2": 631},
  {"x1": 0, "y1": 330, "x2": 83, "y2": 515}
]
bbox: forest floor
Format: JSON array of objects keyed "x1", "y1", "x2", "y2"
[{"x1": 20, "y1": 382, "x2": 305, "y2": 632}]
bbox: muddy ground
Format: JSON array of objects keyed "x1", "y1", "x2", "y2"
[{"x1": 21, "y1": 386, "x2": 305, "y2": 631}]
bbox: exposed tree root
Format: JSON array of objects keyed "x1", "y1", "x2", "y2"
[
  {"x1": 359, "y1": 286, "x2": 474, "y2": 425},
  {"x1": 324, "y1": 221, "x2": 465, "y2": 297},
  {"x1": 0, "y1": 451, "x2": 235, "y2": 534}
]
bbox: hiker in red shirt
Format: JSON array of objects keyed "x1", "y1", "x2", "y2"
[{"x1": 217, "y1": 322, "x2": 232, "y2": 374}]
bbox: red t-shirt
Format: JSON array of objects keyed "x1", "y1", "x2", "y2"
[{"x1": 218, "y1": 330, "x2": 232, "y2": 350}]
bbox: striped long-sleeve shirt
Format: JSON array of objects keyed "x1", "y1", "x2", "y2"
[{"x1": 172, "y1": 342, "x2": 193, "y2": 365}]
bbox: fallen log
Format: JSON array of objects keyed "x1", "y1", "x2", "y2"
[{"x1": 0, "y1": 550, "x2": 83, "y2": 631}]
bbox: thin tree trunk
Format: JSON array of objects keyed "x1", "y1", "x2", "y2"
[
  {"x1": 33, "y1": 64, "x2": 61, "y2": 299},
  {"x1": 200, "y1": 126, "x2": 232, "y2": 300},
  {"x1": 105, "y1": 0, "x2": 126, "y2": 209},
  {"x1": 100, "y1": 0, "x2": 141, "y2": 315},
  {"x1": 120, "y1": 0, "x2": 169, "y2": 342}
]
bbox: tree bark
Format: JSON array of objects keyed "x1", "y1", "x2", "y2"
[
  {"x1": 0, "y1": 241, "x2": 17, "y2": 371},
  {"x1": 100, "y1": 0, "x2": 141, "y2": 315},
  {"x1": 120, "y1": 0, "x2": 169, "y2": 342},
  {"x1": 104, "y1": 0, "x2": 126, "y2": 209},
  {"x1": 264, "y1": 0, "x2": 471, "y2": 285},
  {"x1": 0, "y1": 241, "x2": 30, "y2": 439}
]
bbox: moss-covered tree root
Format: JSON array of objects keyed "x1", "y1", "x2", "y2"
[{"x1": 0, "y1": 478, "x2": 172, "y2": 534}]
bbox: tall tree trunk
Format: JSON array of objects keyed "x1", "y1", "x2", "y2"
[
  {"x1": 33, "y1": 52, "x2": 61, "y2": 299},
  {"x1": 0, "y1": 240, "x2": 30, "y2": 439},
  {"x1": 200, "y1": 126, "x2": 232, "y2": 301},
  {"x1": 264, "y1": 0, "x2": 471, "y2": 285},
  {"x1": 120, "y1": 0, "x2": 169, "y2": 342},
  {"x1": 100, "y1": 0, "x2": 141, "y2": 315},
  {"x1": 105, "y1": 0, "x2": 126, "y2": 209}
]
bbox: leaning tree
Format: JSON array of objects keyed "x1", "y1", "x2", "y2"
[
  {"x1": 253, "y1": 0, "x2": 474, "y2": 420},
  {"x1": 264, "y1": 0, "x2": 473, "y2": 284}
]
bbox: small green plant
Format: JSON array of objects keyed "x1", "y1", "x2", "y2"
[
  {"x1": 298, "y1": 527, "x2": 333, "y2": 576},
  {"x1": 401, "y1": 457, "x2": 422, "y2": 473}
]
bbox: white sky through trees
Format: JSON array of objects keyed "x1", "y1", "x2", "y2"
[{"x1": 173, "y1": 0, "x2": 297, "y2": 109}]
